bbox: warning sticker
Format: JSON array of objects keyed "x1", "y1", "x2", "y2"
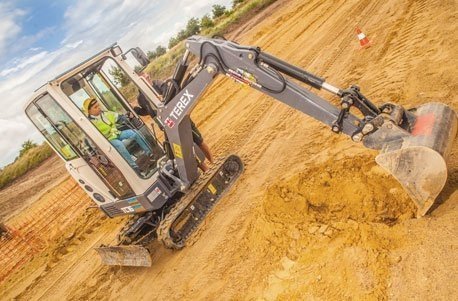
[
  {"x1": 121, "y1": 197, "x2": 144, "y2": 213},
  {"x1": 173, "y1": 143, "x2": 183, "y2": 158},
  {"x1": 208, "y1": 184, "x2": 217, "y2": 195}
]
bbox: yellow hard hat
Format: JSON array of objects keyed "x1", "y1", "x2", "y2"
[{"x1": 83, "y1": 97, "x2": 97, "y2": 114}]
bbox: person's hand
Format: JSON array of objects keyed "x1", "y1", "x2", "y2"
[{"x1": 126, "y1": 111, "x2": 134, "y2": 119}]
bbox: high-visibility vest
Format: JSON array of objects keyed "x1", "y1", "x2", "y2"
[{"x1": 90, "y1": 111, "x2": 120, "y2": 140}]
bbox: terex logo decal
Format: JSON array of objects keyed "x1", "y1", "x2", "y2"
[
  {"x1": 165, "y1": 90, "x2": 194, "y2": 128},
  {"x1": 164, "y1": 117, "x2": 175, "y2": 128}
]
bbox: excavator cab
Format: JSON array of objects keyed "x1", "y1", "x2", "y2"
[{"x1": 25, "y1": 44, "x2": 170, "y2": 211}]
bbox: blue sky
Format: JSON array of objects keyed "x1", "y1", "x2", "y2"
[{"x1": 0, "y1": 0, "x2": 232, "y2": 167}]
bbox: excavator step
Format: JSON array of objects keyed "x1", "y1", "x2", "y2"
[{"x1": 157, "y1": 155, "x2": 244, "y2": 249}]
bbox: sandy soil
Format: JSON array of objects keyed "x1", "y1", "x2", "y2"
[
  {"x1": 0, "y1": 155, "x2": 67, "y2": 222},
  {"x1": 1, "y1": 0, "x2": 457, "y2": 300}
]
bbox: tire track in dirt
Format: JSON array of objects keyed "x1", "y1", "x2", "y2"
[
  {"x1": 315, "y1": 0, "x2": 381, "y2": 78},
  {"x1": 192, "y1": 78, "x2": 237, "y2": 127},
  {"x1": 227, "y1": 0, "x2": 289, "y2": 42},
  {"x1": 287, "y1": 0, "x2": 368, "y2": 60},
  {"x1": 250, "y1": 0, "x2": 331, "y2": 49},
  {"x1": 369, "y1": 0, "x2": 432, "y2": 101}
]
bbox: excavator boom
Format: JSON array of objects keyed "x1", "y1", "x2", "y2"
[{"x1": 165, "y1": 36, "x2": 457, "y2": 217}]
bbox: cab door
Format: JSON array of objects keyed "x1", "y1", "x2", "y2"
[{"x1": 26, "y1": 93, "x2": 135, "y2": 203}]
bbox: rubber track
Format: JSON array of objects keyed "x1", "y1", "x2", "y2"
[{"x1": 157, "y1": 155, "x2": 243, "y2": 249}]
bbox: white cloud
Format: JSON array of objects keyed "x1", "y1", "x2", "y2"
[
  {"x1": 60, "y1": 0, "x2": 232, "y2": 53},
  {"x1": 64, "y1": 40, "x2": 83, "y2": 49},
  {"x1": 0, "y1": 2, "x2": 26, "y2": 57},
  {"x1": 0, "y1": 51, "x2": 48, "y2": 77},
  {"x1": 0, "y1": 115, "x2": 42, "y2": 166}
]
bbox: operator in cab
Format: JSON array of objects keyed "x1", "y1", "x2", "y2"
[{"x1": 83, "y1": 97, "x2": 151, "y2": 173}]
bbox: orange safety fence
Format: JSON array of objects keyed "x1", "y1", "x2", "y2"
[{"x1": 0, "y1": 178, "x2": 91, "y2": 284}]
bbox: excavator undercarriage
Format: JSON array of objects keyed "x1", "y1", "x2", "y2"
[{"x1": 96, "y1": 155, "x2": 243, "y2": 266}]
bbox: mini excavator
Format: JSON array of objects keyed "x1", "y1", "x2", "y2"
[{"x1": 24, "y1": 36, "x2": 457, "y2": 266}]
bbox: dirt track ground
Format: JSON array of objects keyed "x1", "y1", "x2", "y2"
[
  {"x1": 1, "y1": 0, "x2": 457, "y2": 299},
  {"x1": 0, "y1": 156, "x2": 66, "y2": 222}
]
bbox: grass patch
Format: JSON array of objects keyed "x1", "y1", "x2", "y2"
[{"x1": 0, "y1": 143, "x2": 53, "y2": 190}]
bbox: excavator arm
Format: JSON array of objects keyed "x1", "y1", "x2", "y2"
[{"x1": 159, "y1": 35, "x2": 457, "y2": 216}]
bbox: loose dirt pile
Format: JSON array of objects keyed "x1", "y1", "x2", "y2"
[
  {"x1": 238, "y1": 155, "x2": 414, "y2": 300},
  {"x1": 1, "y1": 0, "x2": 457, "y2": 300}
]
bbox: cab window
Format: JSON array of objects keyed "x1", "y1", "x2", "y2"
[
  {"x1": 26, "y1": 103, "x2": 77, "y2": 160},
  {"x1": 31, "y1": 93, "x2": 135, "y2": 198},
  {"x1": 60, "y1": 58, "x2": 165, "y2": 179}
]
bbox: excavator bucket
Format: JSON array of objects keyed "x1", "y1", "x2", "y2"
[
  {"x1": 95, "y1": 245, "x2": 152, "y2": 267},
  {"x1": 369, "y1": 103, "x2": 457, "y2": 216}
]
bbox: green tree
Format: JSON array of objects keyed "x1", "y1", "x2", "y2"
[
  {"x1": 212, "y1": 4, "x2": 226, "y2": 19},
  {"x1": 147, "y1": 50, "x2": 155, "y2": 60},
  {"x1": 201, "y1": 14, "x2": 214, "y2": 29},
  {"x1": 109, "y1": 66, "x2": 131, "y2": 87},
  {"x1": 155, "y1": 45, "x2": 166, "y2": 57},
  {"x1": 185, "y1": 17, "x2": 200, "y2": 36},
  {"x1": 19, "y1": 139, "x2": 37, "y2": 157},
  {"x1": 147, "y1": 45, "x2": 167, "y2": 60},
  {"x1": 169, "y1": 18, "x2": 201, "y2": 49},
  {"x1": 168, "y1": 36, "x2": 179, "y2": 49},
  {"x1": 177, "y1": 29, "x2": 187, "y2": 41}
]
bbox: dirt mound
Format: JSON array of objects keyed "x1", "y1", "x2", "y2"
[
  {"x1": 262, "y1": 155, "x2": 415, "y2": 225},
  {"x1": 239, "y1": 155, "x2": 415, "y2": 299},
  {"x1": 0, "y1": 155, "x2": 67, "y2": 221}
]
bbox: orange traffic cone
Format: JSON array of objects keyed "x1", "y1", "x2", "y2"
[{"x1": 355, "y1": 26, "x2": 371, "y2": 49}]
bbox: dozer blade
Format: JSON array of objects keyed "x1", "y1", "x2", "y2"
[
  {"x1": 95, "y1": 245, "x2": 151, "y2": 267},
  {"x1": 367, "y1": 102, "x2": 457, "y2": 216}
]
